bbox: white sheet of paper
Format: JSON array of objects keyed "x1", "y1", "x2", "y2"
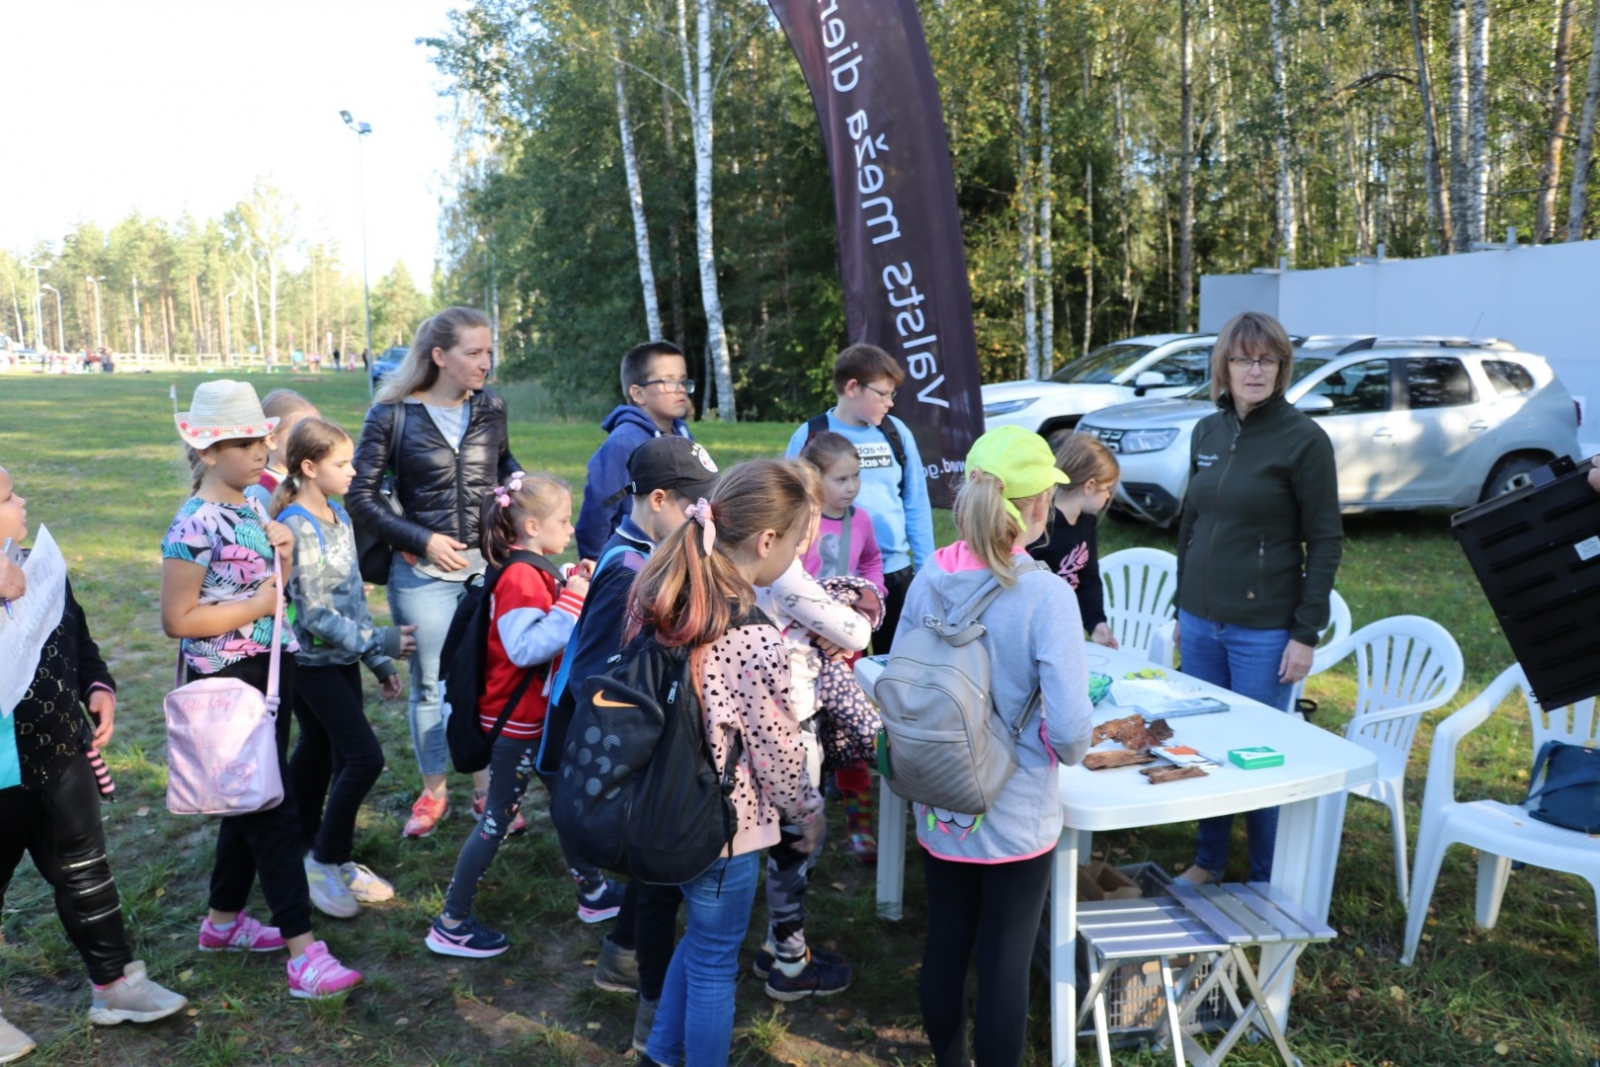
[{"x1": 0, "y1": 525, "x2": 68, "y2": 719}]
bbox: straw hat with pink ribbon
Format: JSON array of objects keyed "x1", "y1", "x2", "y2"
[{"x1": 175, "y1": 380, "x2": 279, "y2": 448}]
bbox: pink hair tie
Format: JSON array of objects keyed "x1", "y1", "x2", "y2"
[
  {"x1": 493, "y1": 472, "x2": 528, "y2": 508},
  {"x1": 685, "y1": 498, "x2": 717, "y2": 553}
]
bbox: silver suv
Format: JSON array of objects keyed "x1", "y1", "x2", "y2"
[
  {"x1": 981, "y1": 333, "x2": 1218, "y2": 438},
  {"x1": 1076, "y1": 337, "x2": 1582, "y2": 526}
]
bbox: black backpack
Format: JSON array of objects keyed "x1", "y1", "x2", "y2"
[
  {"x1": 439, "y1": 550, "x2": 565, "y2": 774},
  {"x1": 550, "y1": 612, "x2": 762, "y2": 885}
]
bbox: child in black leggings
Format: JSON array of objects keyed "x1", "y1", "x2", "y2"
[{"x1": 0, "y1": 464, "x2": 187, "y2": 1061}]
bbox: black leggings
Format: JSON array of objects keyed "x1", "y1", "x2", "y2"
[
  {"x1": 192, "y1": 654, "x2": 313, "y2": 940},
  {"x1": 920, "y1": 850, "x2": 1053, "y2": 1067},
  {"x1": 0, "y1": 754, "x2": 133, "y2": 985},
  {"x1": 289, "y1": 662, "x2": 385, "y2": 866},
  {"x1": 874, "y1": 566, "x2": 914, "y2": 655},
  {"x1": 608, "y1": 878, "x2": 684, "y2": 1002}
]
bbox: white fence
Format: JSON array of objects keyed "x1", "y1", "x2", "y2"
[{"x1": 1200, "y1": 239, "x2": 1600, "y2": 455}]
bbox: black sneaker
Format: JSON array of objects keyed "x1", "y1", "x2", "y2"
[
  {"x1": 762, "y1": 949, "x2": 853, "y2": 1002},
  {"x1": 751, "y1": 944, "x2": 847, "y2": 979}
]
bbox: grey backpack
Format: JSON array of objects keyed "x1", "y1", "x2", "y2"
[{"x1": 872, "y1": 563, "x2": 1043, "y2": 814}]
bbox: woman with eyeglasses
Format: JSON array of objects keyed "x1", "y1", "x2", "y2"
[{"x1": 1172, "y1": 310, "x2": 1344, "y2": 886}]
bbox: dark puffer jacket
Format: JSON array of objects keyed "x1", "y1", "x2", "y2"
[{"x1": 346, "y1": 392, "x2": 521, "y2": 558}]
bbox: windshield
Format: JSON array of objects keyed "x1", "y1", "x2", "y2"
[
  {"x1": 1048, "y1": 342, "x2": 1154, "y2": 384},
  {"x1": 1184, "y1": 355, "x2": 1332, "y2": 399}
]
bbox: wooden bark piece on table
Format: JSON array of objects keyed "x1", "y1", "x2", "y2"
[
  {"x1": 1083, "y1": 749, "x2": 1159, "y2": 771},
  {"x1": 1142, "y1": 764, "x2": 1209, "y2": 785}
]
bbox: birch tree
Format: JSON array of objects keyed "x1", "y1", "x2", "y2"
[
  {"x1": 1448, "y1": 0, "x2": 1470, "y2": 249},
  {"x1": 1269, "y1": 0, "x2": 1296, "y2": 266},
  {"x1": 1566, "y1": 0, "x2": 1600, "y2": 239},
  {"x1": 676, "y1": 0, "x2": 735, "y2": 420},
  {"x1": 1410, "y1": 0, "x2": 1453, "y2": 253},
  {"x1": 1017, "y1": 28, "x2": 1039, "y2": 379},
  {"x1": 1535, "y1": 0, "x2": 1577, "y2": 243},
  {"x1": 1037, "y1": 0, "x2": 1055, "y2": 372},
  {"x1": 1177, "y1": 0, "x2": 1195, "y2": 329},
  {"x1": 1467, "y1": 0, "x2": 1490, "y2": 246},
  {"x1": 612, "y1": 24, "x2": 662, "y2": 338}
]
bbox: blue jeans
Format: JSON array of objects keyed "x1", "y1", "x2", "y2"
[
  {"x1": 646, "y1": 850, "x2": 761, "y2": 1067},
  {"x1": 1179, "y1": 609, "x2": 1294, "y2": 882},
  {"x1": 387, "y1": 558, "x2": 471, "y2": 778}
]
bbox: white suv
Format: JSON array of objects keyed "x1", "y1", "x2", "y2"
[
  {"x1": 981, "y1": 334, "x2": 1218, "y2": 438},
  {"x1": 1075, "y1": 337, "x2": 1582, "y2": 526}
]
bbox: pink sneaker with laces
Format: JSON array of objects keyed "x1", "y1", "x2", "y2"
[
  {"x1": 286, "y1": 941, "x2": 363, "y2": 999},
  {"x1": 403, "y1": 793, "x2": 449, "y2": 838},
  {"x1": 198, "y1": 913, "x2": 286, "y2": 953}
]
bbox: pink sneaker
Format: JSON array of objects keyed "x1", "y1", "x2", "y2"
[
  {"x1": 472, "y1": 795, "x2": 528, "y2": 836},
  {"x1": 198, "y1": 913, "x2": 286, "y2": 953},
  {"x1": 403, "y1": 793, "x2": 449, "y2": 838},
  {"x1": 286, "y1": 941, "x2": 363, "y2": 999}
]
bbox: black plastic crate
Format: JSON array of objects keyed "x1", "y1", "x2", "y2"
[{"x1": 1451, "y1": 455, "x2": 1600, "y2": 710}]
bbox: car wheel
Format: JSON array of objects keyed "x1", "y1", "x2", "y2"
[{"x1": 1478, "y1": 453, "x2": 1549, "y2": 503}]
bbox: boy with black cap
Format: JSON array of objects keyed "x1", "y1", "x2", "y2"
[{"x1": 536, "y1": 434, "x2": 719, "y2": 1055}]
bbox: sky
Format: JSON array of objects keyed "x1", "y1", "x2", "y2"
[{"x1": 2, "y1": 0, "x2": 465, "y2": 291}]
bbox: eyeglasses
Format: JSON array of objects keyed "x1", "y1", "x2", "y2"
[
  {"x1": 641, "y1": 378, "x2": 696, "y2": 394},
  {"x1": 862, "y1": 382, "x2": 897, "y2": 401},
  {"x1": 1227, "y1": 355, "x2": 1282, "y2": 371}
]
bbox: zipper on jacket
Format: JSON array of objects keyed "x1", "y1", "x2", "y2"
[
  {"x1": 1251, "y1": 535, "x2": 1264, "y2": 600},
  {"x1": 455, "y1": 396, "x2": 472, "y2": 543},
  {"x1": 1201, "y1": 411, "x2": 1243, "y2": 619}
]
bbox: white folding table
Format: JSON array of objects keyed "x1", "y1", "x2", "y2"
[{"x1": 856, "y1": 644, "x2": 1377, "y2": 1066}]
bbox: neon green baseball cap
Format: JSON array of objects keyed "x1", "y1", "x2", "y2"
[{"x1": 965, "y1": 425, "x2": 1072, "y2": 521}]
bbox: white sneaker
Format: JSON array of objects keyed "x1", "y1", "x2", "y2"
[
  {"x1": 340, "y1": 862, "x2": 395, "y2": 903},
  {"x1": 305, "y1": 857, "x2": 361, "y2": 918},
  {"x1": 0, "y1": 1010, "x2": 35, "y2": 1063},
  {"x1": 88, "y1": 961, "x2": 189, "y2": 1026}
]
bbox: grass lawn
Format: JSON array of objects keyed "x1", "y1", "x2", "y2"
[{"x1": 1, "y1": 368, "x2": 1596, "y2": 1066}]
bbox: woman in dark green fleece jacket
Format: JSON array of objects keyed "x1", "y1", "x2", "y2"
[{"x1": 1173, "y1": 311, "x2": 1343, "y2": 885}]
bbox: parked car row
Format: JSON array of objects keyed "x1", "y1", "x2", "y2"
[{"x1": 981, "y1": 334, "x2": 1582, "y2": 527}]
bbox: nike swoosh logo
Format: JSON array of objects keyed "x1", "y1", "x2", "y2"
[{"x1": 593, "y1": 693, "x2": 636, "y2": 709}]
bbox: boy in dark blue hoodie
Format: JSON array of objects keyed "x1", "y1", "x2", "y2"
[
  {"x1": 541, "y1": 435, "x2": 719, "y2": 1055},
  {"x1": 575, "y1": 341, "x2": 696, "y2": 560}
]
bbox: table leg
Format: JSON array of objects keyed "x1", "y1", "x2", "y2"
[
  {"x1": 876, "y1": 772, "x2": 909, "y2": 920},
  {"x1": 1052, "y1": 827, "x2": 1084, "y2": 1067},
  {"x1": 1307, "y1": 790, "x2": 1349, "y2": 919},
  {"x1": 1260, "y1": 796, "x2": 1325, "y2": 1035}
]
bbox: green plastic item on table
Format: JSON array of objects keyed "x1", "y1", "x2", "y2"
[{"x1": 1088, "y1": 672, "x2": 1113, "y2": 705}]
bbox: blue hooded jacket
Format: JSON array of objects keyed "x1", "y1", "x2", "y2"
[{"x1": 576, "y1": 404, "x2": 692, "y2": 559}]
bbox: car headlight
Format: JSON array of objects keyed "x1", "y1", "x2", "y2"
[
  {"x1": 983, "y1": 397, "x2": 1037, "y2": 417},
  {"x1": 1116, "y1": 428, "x2": 1180, "y2": 453}
]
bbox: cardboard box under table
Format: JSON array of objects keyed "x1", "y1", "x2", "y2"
[{"x1": 856, "y1": 644, "x2": 1377, "y2": 1067}]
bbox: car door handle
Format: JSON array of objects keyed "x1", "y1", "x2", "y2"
[
  {"x1": 1468, "y1": 420, "x2": 1489, "y2": 433},
  {"x1": 1372, "y1": 429, "x2": 1393, "y2": 442}
]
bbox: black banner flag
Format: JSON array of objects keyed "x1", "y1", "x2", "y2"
[{"x1": 768, "y1": 0, "x2": 984, "y2": 507}]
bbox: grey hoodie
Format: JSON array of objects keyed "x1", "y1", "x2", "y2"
[{"x1": 896, "y1": 542, "x2": 1094, "y2": 863}]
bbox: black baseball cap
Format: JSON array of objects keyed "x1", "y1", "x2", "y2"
[{"x1": 625, "y1": 436, "x2": 720, "y2": 498}]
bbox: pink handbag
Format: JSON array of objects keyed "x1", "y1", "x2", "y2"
[{"x1": 164, "y1": 560, "x2": 286, "y2": 816}]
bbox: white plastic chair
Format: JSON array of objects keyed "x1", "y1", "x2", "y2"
[
  {"x1": 1097, "y1": 548, "x2": 1178, "y2": 657},
  {"x1": 1147, "y1": 589, "x2": 1353, "y2": 683},
  {"x1": 1333, "y1": 615, "x2": 1466, "y2": 908},
  {"x1": 1401, "y1": 665, "x2": 1600, "y2": 969}
]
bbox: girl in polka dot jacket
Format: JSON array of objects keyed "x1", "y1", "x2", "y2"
[{"x1": 629, "y1": 459, "x2": 823, "y2": 1067}]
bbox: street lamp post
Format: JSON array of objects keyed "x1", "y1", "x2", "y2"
[
  {"x1": 40, "y1": 284, "x2": 64, "y2": 358},
  {"x1": 224, "y1": 290, "x2": 238, "y2": 366},
  {"x1": 24, "y1": 263, "x2": 43, "y2": 352},
  {"x1": 132, "y1": 277, "x2": 142, "y2": 360},
  {"x1": 86, "y1": 275, "x2": 105, "y2": 351},
  {"x1": 340, "y1": 109, "x2": 375, "y2": 400}
]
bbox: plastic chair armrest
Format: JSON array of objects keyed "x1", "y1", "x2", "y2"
[{"x1": 1419, "y1": 665, "x2": 1525, "y2": 807}]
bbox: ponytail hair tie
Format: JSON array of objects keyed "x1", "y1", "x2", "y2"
[
  {"x1": 684, "y1": 498, "x2": 717, "y2": 553},
  {"x1": 492, "y1": 472, "x2": 527, "y2": 509}
]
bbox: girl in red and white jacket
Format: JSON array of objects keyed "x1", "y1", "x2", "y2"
[{"x1": 425, "y1": 472, "x2": 617, "y2": 959}]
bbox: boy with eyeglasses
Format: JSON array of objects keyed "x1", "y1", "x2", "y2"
[
  {"x1": 786, "y1": 343, "x2": 933, "y2": 654},
  {"x1": 576, "y1": 341, "x2": 697, "y2": 560}
]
